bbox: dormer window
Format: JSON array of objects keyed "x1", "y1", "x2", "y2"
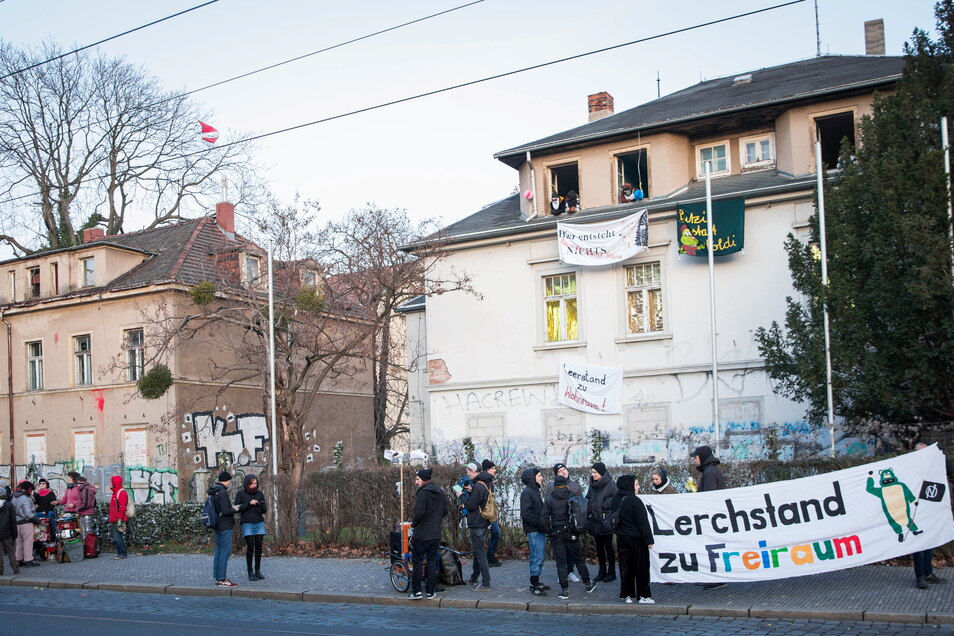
[
  {"x1": 81, "y1": 257, "x2": 95, "y2": 287},
  {"x1": 548, "y1": 162, "x2": 581, "y2": 215},
  {"x1": 697, "y1": 141, "x2": 730, "y2": 178},
  {"x1": 302, "y1": 269, "x2": 317, "y2": 287},
  {"x1": 244, "y1": 254, "x2": 261, "y2": 287},
  {"x1": 616, "y1": 149, "x2": 649, "y2": 202},
  {"x1": 740, "y1": 133, "x2": 775, "y2": 169}
]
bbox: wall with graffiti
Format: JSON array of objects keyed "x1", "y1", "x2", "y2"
[{"x1": 0, "y1": 461, "x2": 179, "y2": 504}]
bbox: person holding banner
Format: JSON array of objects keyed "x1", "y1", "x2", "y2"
[
  {"x1": 650, "y1": 468, "x2": 677, "y2": 495},
  {"x1": 911, "y1": 441, "x2": 952, "y2": 589},
  {"x1": 613, "y1": 475, "x2": 654, "y2": 604},
  {"x1": 691, "y1": 446, "x2": 727, "y2": 589}
]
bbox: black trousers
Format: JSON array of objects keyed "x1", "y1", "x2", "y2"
[
  {"x1": 594, "y1": 533, "x2": 615, "y2": 575},
  {"x1": 411, "y1": 536, "x2": 440, "y2": 594},
  {"x1": 550, "y1": 531, "x2": 590, "y2": 587},
  {"x1": 617, "y1": 534, "x2": 651, "y2": 599},
  {"x1": 0, "y1": 537, "x2": 17, "y2": 574}
]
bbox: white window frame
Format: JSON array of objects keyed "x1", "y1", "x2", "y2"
[
  {"x1": 740, "y1": 133, "x2": 775, "y2": 169},
  {"x1": 74, "y1": 334, "x2": 93, "y2": 386},
  {"x1": 73, "y1": 430, "x2": 95, "y2": 467},
  {"x1": 542, "y1": 271, "x2": 581, "y2": 344},
  {"x1": 26, "y1": 340, "x2": 43, "y2": 391},
  {"x1": 25, "y1": 432, "x2": 47, "y2": 465},
  {"x1": 696, "y1": 141, "x2": 730, "y2": 178},
  {"x1": 125, "y1": 328, "x2": 144, "y2": 382},
  {"x1": 244, "y1": 254, "x2": 261, "y2": 287},
  {"x1": 624, "y1": 261, "x2": 665, "y2": 336},
  {"x1": 81, "y1": 257, "x2": 95, "y2": 287}
]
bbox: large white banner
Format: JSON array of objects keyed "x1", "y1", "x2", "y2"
[
  {"x1": 558, "y1": 358, "x2": 622, "y2": 414},
  {"x1": 557, "y1": 210, "x2": 649, "y2": 266},
  {"x1": 646, "y1": 445, "x2": 954, "y2": 582}
]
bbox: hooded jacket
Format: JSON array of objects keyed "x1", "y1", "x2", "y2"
[
  {"x1": 613, "y1": 476, "x2": 654, "y2": 541},
  {"x1": 108, "y1": 476, "x2": 130, "y2": 523},
  {"x1": 650, "y1": 468, "x2": 677, "y2": 495},
  {"x1": 465, "y1": 472, "x2": 493, "y2": 529},
  {"x1": 411, "y1": 481, "x2": 447, "y2": 541},
  {"x1": 692, "y1": 445, "x2": 725, "y2": 492},
  {"x1": 234, "y1": 475, "x2": 268, "y2": 525},
  {"x1": 75, "y1": 480, "x2": 98, "y2": 516},
  {"x1": 0, "y1": 498, "x2": 17, "y2": 540},
  {"x1": 12, "y1": 490, "x2": 37, "y2": 525},
  {"x1": 208, "y1": 482, "x2": 237, "y2": 531},
  {"x1": 519, "y1": 468, "x2": 546, "y2": 534},
  {"x1": 586, "y1": 471, "x2": 618, "y2": 536},
  {"x1": 544, "y1": 475, "x2": 574, "y2": 533}
]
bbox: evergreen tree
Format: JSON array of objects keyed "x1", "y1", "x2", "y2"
[{"x1": 755, "y1": 2, "x2": 954, "y2": 443}]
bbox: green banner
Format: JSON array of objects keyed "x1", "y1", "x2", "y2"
[{"x1": 676, "y1": 198, "x2": 745, "y2": 256}]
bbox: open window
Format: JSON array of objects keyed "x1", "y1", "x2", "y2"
[
  {"x1": 616, "y1": 149, "x2": 649, "y2": 202},
  {"x1": 28, "y1": 267, "x2": 40, "y2": 297},
  {"x1": 548, "y1": 162, "x2": 580, "y2": 215},
  {"x1": 815, "y1": 112, "x2": 855, "y2": 168}
]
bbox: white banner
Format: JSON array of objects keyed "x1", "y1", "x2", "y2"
[
  {"x1": 557, "y1": 210, "x2": 649, "y2": 266},
  {"x1": 558, "y1": 358, "x2": 622, "y2": 414},
  {"x1": 647, "y1": 445, "x2": 954, "y2": 583}
]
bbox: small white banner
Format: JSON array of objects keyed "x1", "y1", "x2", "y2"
[
  {"x1": 647, "y1": 445, "x2": 954, "y2": 583},
  {"x1": 558, "y1": 358, "x2": 622, "y2": 415},
  {"x1": 557, "y1": 210, "x2": 649, "y2": 266}
]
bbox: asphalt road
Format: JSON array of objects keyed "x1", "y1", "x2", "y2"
[{"x1": 0, "y1": 587, "x2": 949, "y2": 636}]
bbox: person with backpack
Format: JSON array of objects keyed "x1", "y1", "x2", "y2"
[
  {"x1": 108, "y1": 475, "x2": 131, "y2": 560},
  {"x1": 587, "y1": 462, "x2": 618, "y2": 583},
  {"x1": 465, "y1": 469, "x2": 494, "y2": 591},
  {"x1": 612, "y1": 475, "x2": 654, "y2": 604},
  {"x1": 481, "y1": 459, "x2": 503, "y2": 567},
  {"x1": 545, "y1": 463, "x2": 583, "y2": 583},
  {"x1": 0, "y1": 487, "x2": 19, "y2": 575},
  {"x1": 234, "y1": 474, "x2": 268, "y2": 581},
  {"x1": 13, "y1": 481, "x2": 39, "y2": 567},
  {"x1": 208, "y1": 471, "x2": 239, "y2": 587},
  {"x1": 408, "y1": 468, "x2": 447, "y2": 600},
  {"x1": 544, "y1": 474, "x2": 596, "y2": 599},
  {"x1": 519, "y1": 467, "x2": 550, "y2": 596}
]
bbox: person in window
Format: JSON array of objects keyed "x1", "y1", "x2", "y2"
[
  {"x1": 564, "y1": 190, "x2": 580, "y2": 214},
  {"x1": 619, "y1": 183, "x2": 644, "y2": 203},
  {"x1": 550, "y1": 193, "x2": 565, "y2": 216}
]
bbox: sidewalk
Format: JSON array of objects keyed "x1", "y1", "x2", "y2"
[{"x1": 1, "y1": 553, "x2": 952, "y2": 624}]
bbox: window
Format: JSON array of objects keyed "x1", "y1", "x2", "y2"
[
  {"x1": 465, "y1": 413, "x2": 506, "y2": 444},
  {"x1": 81, "y1": 257, "x2": 95, "y2": 287},
  {"x1": 625, "y1": 263, "x2": 664, "y2": 334},
  {"x1": 543, "y1": 273, "x2": 579, "y2": 342},
  {"x1": 73, "y1": 430, "x2": 95, "y2": 467},
  {"x1": 740, "y1": 134, "x2": 775, "y2": 168},
  {"x1": 616, "y1": 149, "x2": 650, "y2": 202},
  {"x1": 244, "y1": 254, "x2": 261, "y2": 286},
  {"x1": 28, "y1": 267, "x2": 40, "y2": 297},
  {"x1": 125, "y1": 328, "x2": 144, "y2": 382},
  {"x1": 26, "y1": 433, "x2": 47, "y2": 464},
  {"x1": 543, "y1": 408, "x2": 585, "y2": 459},
  {"x1": 123, "y1": 427, "x2": 149, "y2": 466},
  {"x1": 7, "y1": 270, "x2": 15, "y2": 301},
  {"x1": 815, "y1": 112, "x2": 855, "y2": 168},
  {"x1": 697, "y1": 142, "x2": 729, "y2": 177},
  {"x1": 50, "y1": 263, "x2": 59, "y2": 295},
  {"x1": 26, "y1": 341, "x2": 43, "y2": 391},
  {"x1": 548, "y1": 162, "x2": 580, "y2": 215},
  {"x1": 74, "y1": 334, "x2": 92, "y2": 386},
  {"x1": 302, "y1": 269, "x2": 317, "y2": 287}
]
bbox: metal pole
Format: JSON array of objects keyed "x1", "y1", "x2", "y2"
[
  {"x1": 815, "y1": 140, "x2": 836, "y2": 457},
  {"x1": 704, "y1": 162, "x2": 720, "y2": 450},
  {"x1": 943, "y1": 117, "x2": 954, "y2": 283},
  {"x1": 266, "y1": 241, "x2": 279, "y2": 527},
  {"x1": 814, "y1": 0, "x2": 821, "y2": 57}
]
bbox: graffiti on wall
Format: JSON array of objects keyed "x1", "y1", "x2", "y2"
[
  {"x1": 0, "y1": 461, "x2": 179, "y2": 504},
  {"x1": 185, "y1": 411, "x2": 269, "y2": 469}
]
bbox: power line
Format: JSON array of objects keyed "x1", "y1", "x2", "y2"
[{"x1": 0, "y1": 0, "x2": 221, "y2": 81}]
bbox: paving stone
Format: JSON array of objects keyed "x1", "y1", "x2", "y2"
[{"x1": 928, "y1": 612, "x2": 954, "y2": 624}]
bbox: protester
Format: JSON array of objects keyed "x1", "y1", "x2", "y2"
[
  {"x1": 519, "y1": 467, "x2": 550, "y2": 596},
  {"x1": 613, "y1": 475, "x2": 655, "y2": 604},
  {"x1": 12, "y1": 481, "x2": 39, "y2": 567},
  {"x1": 465, "y1": 468, "x2": 494, "y2": 590},
  {"x1": 408, "y1": 468, "x2": 447, "y2": 600},
  {"x1": 544, "y1": 473, "x2": 596, "y2": 599},
  {"x1": 58, "y1": 471, "x2": 82, "y2": 512},
  {"x1": 587, "y1": 462, "x2": 618, "y2": 583},
  {"x1": 650, "y1": 467, "x2": 677, "y2": 495},
  {"x1": 208, "y1": 471, "x2": 239, "y2": 587},
  {"x1": 74, "y1": 475, "x2": 98, "y2": 538},
  {"x1": 454, "y1": 463, "x2": 479, "y2": 542},
  {"x1": 912, "y1": 441, "x2": 951, "y2": 589},
  {"x1": 481, "y1": 459, "x2": 502, "y2": 567},
  {"x1": 545, "y1": 463, "x2": 583, "y2": 582},
  {"x1": 234, "y1": 474, "x2": 268, "y2": 581},
  {"x1": 691, "y1": 445, "x2": 726, "y2": 589},
  {"x1": 107, "y1": 475, "x2": 130, "y2": 560},
  {"x1": 33, "y1": 478, "x2": 57, "y2": 540},
  {"x1": 0, "y1": 486, "x2": 18, "y2": 575}
]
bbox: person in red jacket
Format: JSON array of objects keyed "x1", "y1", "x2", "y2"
[{"x1": 108, "y1": 476, "x2": 129, "y2": 559}]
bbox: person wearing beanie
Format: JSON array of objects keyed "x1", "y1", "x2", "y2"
[
  {"x1": 544, "y1": 474, "x2": 595, "y2": 599},
  {"x1": 234, "y1": 474, "x2": 268, "y2": 581},
  {"x1": 465, "y1": 469, "x2": 495, "y2": 590},
  {"x1": 650, "y1": 467, "x2": 676, "y2": 495},
  {"x1": 612, "y1": 475, "x2": 654, "y2": 604},
  {"x1": 586, "y1": 462, "x2": 618, "y2": 583},
  {"x1": 13, "y1": 481, "x2": 39, "y2": 567},
  {"x1": 479, "y1": 459, "x2": 501, "y2": 567},
  {"x1": 520, "y1": 467, "x2": 550, "y2": 596},
  {"x1": 208, "y1": 471, "x2": 238, "y2": 587},
  {"x1": 544, "y1": 463, "x2": 583, "y2": 582},
  {"x1": 690, "y1": 445, "x2": 726, "y2": 590},
  {"x1": 408, "y1": 467, "x2": 447, "y2": 600}
]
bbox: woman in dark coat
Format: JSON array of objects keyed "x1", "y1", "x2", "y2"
[
  {"x1": 234, "y1": 474, "x2": 268, "y2": 581},
  {"x1": 613, "y1": 475, "x2": 654, "y2": 604},
  {"x1": 586, "y1": 462, "x2": 617, "y2": 582}
]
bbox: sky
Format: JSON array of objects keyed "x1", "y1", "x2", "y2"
[{"x1": 0, "y1": 0, "x2": 941, "y2": 241}]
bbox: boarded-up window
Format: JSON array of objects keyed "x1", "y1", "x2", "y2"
[
  {"x1": 124, "y1": 428, "x2": 148, "y2": 466},
  {"x1": 623, "y1": 403, "x2": 671, "y2": 463},
  {"x1": 719, "y1": 397, "x2": 763, "y2": 428},
  {"x1": 26, "y1": 433, "x2": 46, "y2": 464},
  {"x1": 465, "y1": 413, "x2": 506, "y2": 445},
  {"x1": 543, "y1": 408, "x2": 585, "y2": 460},
  {"x1": 73, "y1": 430, "x2": 95, "y2": 467}
]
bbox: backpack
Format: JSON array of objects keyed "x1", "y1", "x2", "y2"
[
  {"x1": 567, "y1": 494, "x2": 588, "y2": 534},
  {"x1": 80, "y1": 484, "x2": 96, "y2": 511},
  {"x1": 610, "y1": 495, "x2": 633, "y2": 532},
  {"x1": 438, "y1": 545, "x2": 464, "y2": 586},
  {"x1": 120, "y1": 488, "x2": 136, "y2": 518},
  {"x1": 200, "y1": 493, "x2": 219, "y2": 529},
  {"x1": 476, "y1": 482, "x2": 498, "y2": 523}
]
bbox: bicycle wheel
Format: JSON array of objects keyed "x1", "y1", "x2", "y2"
[{"x1": 390, "y1": 560, "x2": 410, "y2": 592}]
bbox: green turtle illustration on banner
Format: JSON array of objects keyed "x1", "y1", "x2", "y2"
[{"x1": 865, "y1": 468, "x2": 924, "y2": 542}]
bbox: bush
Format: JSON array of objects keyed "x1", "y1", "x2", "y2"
[{"x1": 92, "y1": 502, "x2": 204, "y2": 547}]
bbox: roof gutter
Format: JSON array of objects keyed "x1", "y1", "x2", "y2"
[{"x1": 1, "y1": 308, "x2": 13, "y2": 469}]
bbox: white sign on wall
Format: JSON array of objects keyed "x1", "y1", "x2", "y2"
[
  {"x1": 557, "y1": 210, "x2": 649, "y2": 266},
  {"x1": 647, "y1": 445, "x2": 954, "y2": 583},
  {"x1": 558, "y1": 358, "x2": 622, "y2": 415}
]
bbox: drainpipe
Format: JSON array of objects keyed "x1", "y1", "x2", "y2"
[{"x1": 1, "y1": 310, "x2": 13, "y2": 469}]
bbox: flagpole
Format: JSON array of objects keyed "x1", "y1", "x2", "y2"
[
  {"x1": 704, "y1": 161, "x2": 720, "y2": 450},
  {"x1": 815, "y1": 140, "x2": 836, "y2": 457},
  {"x1": 942, "y1": 117, "x2": 954, "y2": 283},
  {"x1": 267, "y1": 240, "x2": 279, "y2": 526}
]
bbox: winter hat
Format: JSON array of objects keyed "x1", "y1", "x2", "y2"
[
  {"x1": 553, "y1": 463, "x2": 567, "y2": 476},
  {"x1": 465, "y1": 462, "x2": 479, "y2": 473},
  {"x1": 17, "y1": 480, "x2": 35, "y2": 492},
  {"x1": 616, "y1": 475, "x2": 636, "y2": 494},
  {"x1": 481, "y1": 459, "x2": 496, "y2": 471},
  {"x1": 691, "y1": 445, "x2": 713, "y2": 461},
  {"x1": 217, "y1": 470, "x2": 233, "y2": 482},
  {"x1": 592, "y1": 462, "x2": 607, "y2": 476},
  {"x1": 417, "y1": 468, "x2": 433, "y2": 481},
  {"x1": 651, "y1": 467, "x2": 668, "y2": 481}
]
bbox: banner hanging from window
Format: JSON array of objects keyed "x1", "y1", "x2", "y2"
[
  {"x1": 558, "y1": 209, "x2": 648, "y2": 266},
  {"x1": 647, "y1": 444, "x2": 954, "y2": 583},
  {"x1": 558, "y1": 358, "x2": 622, "y2": 414},
  {"x1": 676, "y1": 198, "x2": 745, "y2": 256}
]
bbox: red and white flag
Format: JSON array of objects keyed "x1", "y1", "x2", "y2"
[{"x1": 199, "y1": 121, "x2": 219, "y2": 143}]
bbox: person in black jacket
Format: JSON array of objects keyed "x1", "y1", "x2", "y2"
[
  {"x1": 408, "y1": 468, "x2": 447, "y2": 599},
  {"x1": 208, "y1": 471, "x2": 239, "y2": 588},
  {"x1": 0, "y1": 493, "x2": 18, "y2": 575},
  {"x1": 519, "y1": 468, "x2": 550, "y2": 596},
  {"x1": 544, "y1": 474, "x2": 595, "y2": 599},
  {"x1": 691, "y1": 445, "x2": 725, "y2": 492},
  {"x1": 234, "y1": 474, "x2": 268, "y2": 582},
  {"x1": 465, "y1": 470, "x2": 493, "y2": 590},
  {"x1": 587, "y1": 462, "x2": 618, "y2": 583},
  {"x1": 613, "y1": 475, "x2": 654, "y2": 604}
]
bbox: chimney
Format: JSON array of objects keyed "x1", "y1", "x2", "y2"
[
  {"x1": 82, "y1": 228, "x2": 105, "y2": 243},
  {"x1": 216, "y1": 202, "x2": 235, "y2": 234},
  {"x1": 865, "y1": 19, "x2": 885, "y2": 55},
  {"x1": 588, "y1": 92, "x2": 614, "y2": 122}
]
